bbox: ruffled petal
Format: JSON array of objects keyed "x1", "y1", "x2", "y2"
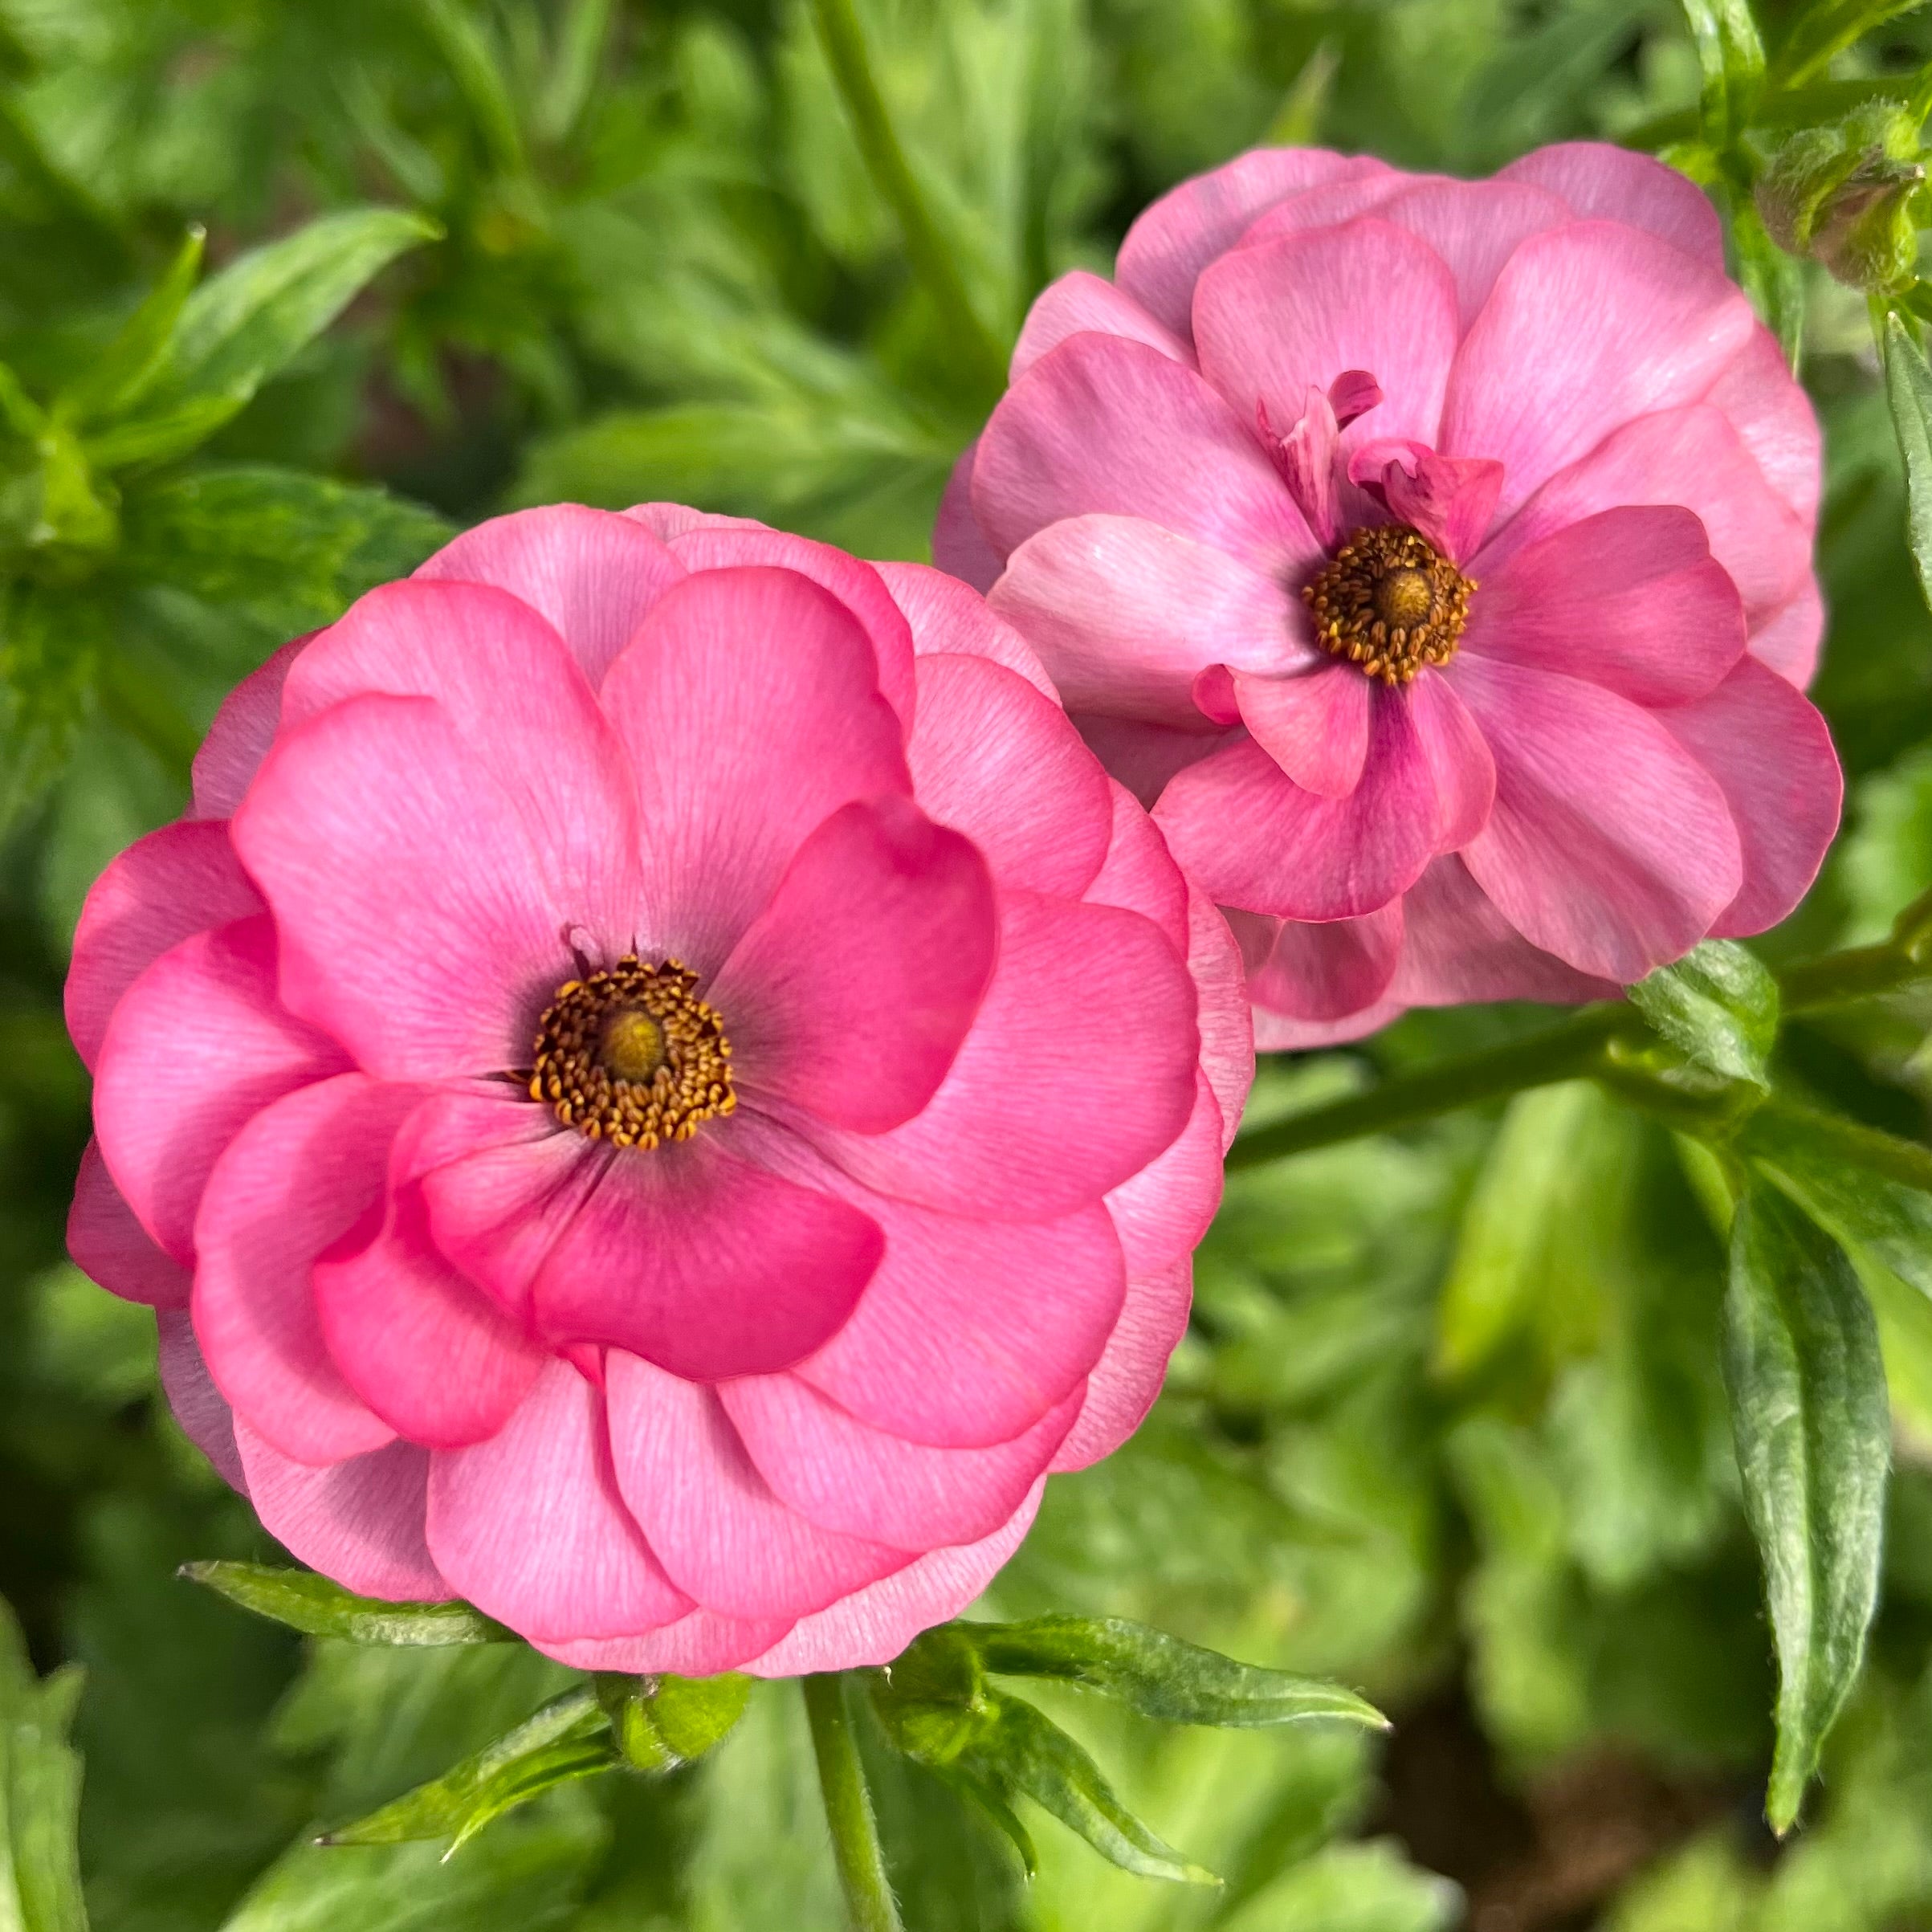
[
  {"x1": 1051, "y1": 1262, "x2": 1191, "y2": 1471},
  {"x1": 67, "y1": 819, "x2": 264, "y2": 1072},
  {"x1": 157, "y1": 1310, "x2": 246, "y2": 1491},
  {"x1": 1407, "y1": 666, "x2": 1495, "y2": 852},
  {"x1": 94, "y1": 916, "x2": 348, "y2": 1264},
  {"x1": 68, "y1": 1140, "x2": 191, "y2": 1309},
  {"x1": 1185, "y1": 881, "x2": 1256, "y2": 1144},
  {"x1": 1656, "y1": 654, "x2": 1841, "y2": 937},
  {"x1": 1379, "y1": 178, "x2": 1570, "y2": 328},
  {"x1": 599, "y1": 565, "x2": 912, "y2": 975},
  {"x1": 1083, "y1": 778, "x2": 1189, "y2": 948},
  {"x1": 873, "y1": 557, "x2": 1056, "y2": 695},
  {"x1": 710, "y1": 796, "x2": 996, "y2": 1133},
  {"x1": 1453, "y1": 654, "x2": 1743, "y2": 981},
  {"x1": 1703, "y1": 325, "x2": 1822, "y2": 528},
  {"x1": 189, "y1": 637, "x2": 306, "y2": 821},
  {"x1": 1073, "y1": 713, "x2": 1229, "y2": 809},
  {"x1": 1012, "y1": 270, "x2": 1193, "y2": 378},
  {"x1": 605, "y1": 1351, "x2": 908, "y2": 1619},
  {"x1": 426, "y1": 1360, "x2": 692, "y2": 1640},
  {"x1": 931, "y1": 442, "x2": 1003, "y2": 597},
  {"x1": 1103, "y1": 1070, "x2": 1227, "y2": 1279},
  {"x1": 1749, "y1": 580, "x2": 1825, "y2": 688},
  {"x1": 1237, "y1": 899, "x2": 1405, "y2": 1021},
  {"x1": 414, "y1": 504, "x2": 685, "y2": 687},
  {"x1": 1220, "y1": 663, "x2": 1372, "y2": 798},
  {"x1": 1499, "y1": 142, "x2": 1725, "y2": 269}
]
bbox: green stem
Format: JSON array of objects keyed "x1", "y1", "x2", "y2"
[
  {"x1": 803, "y1": 1675, "x2": 903, "y2": 1932},
  {"x1": 807, "y1": 0, "x2": 1009, "y2": 400}
]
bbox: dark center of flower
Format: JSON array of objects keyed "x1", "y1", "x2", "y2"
[
  {"x1": 1302, "y1": 525, "x2": 1475, "y2": 687},
  {"x1": 530, "y1": 955, "x2": 735, "y2": 1148}
]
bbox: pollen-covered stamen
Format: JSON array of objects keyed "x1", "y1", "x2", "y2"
[
  {"x1": 530, "y1": 955, "x2": 735, "y2": 1148},
  {"x1": 1302, "y1": 524, "x2": 1475, "y2": 687}
]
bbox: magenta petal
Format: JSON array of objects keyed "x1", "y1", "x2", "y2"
[
  {"x1": 1244, "y1": 900, "x2": 1405, "y2": 1021},
  {"x1": 1051, "y1": 1262, "x2": 1192, "y2": 1471},
  {"x1": 414, "y1": 505, "x2": 686, "y2": 687},
  {"x1": 1465, "y1": 506, "x2": 1746, "y2": 707},
  {"x1": 1229, "y1": 664, "x2": 1372, "y2": 798},
  {"x1": 189, "y1": 637, "x2": 305, "y2": 821},
  {"x1": 1013, "y1": 270, "x2": 1194, "y2": 378},
  {"x1": 874, "y1": 558, "x2": 1056, "y2": 695},
  {"x1": 1441, "y1": 222, "x2": 1758, "y2": 522},
  {"x1": 973, "y1": 336, "x2": 1314, "y2": 573},
  {"x1": 710, "y1": 796, "x2": 996, "y2": 1133},
  {"x1": 934, "y1": 441, "x2": 1003, "y2": 594},
  {"x1": 94, "y1": 917, "x2": 348, "y2": 1264},
  {"x1": 1237, "y1": 169, "x2": 1414, "y2": 249},
  {"x1": 69, "y1": 1140, "x2": 191, "y2": 1309},
  {"x1": 1657, "y1": 654, "x2": 1841, "y2": 937},
  {"x1": 1192, "y1": 221, "x2": 1461, "y2": 453},
  {"x1": 1406, "y1": 667, "x2": 1494, "y2": 852},
  {"x1": 1356, "y1": 445, "x2": 1504, "y2": 565},
  {"x1": 793, "y1": 1193, "x2": 1125, "y2": 1449},
  {"x1": 1453, "y1": 654, "x2": 1742, "y2": 981},
  {"x1": 665, "y1": 525, "x2": 917, "y2": 729},
  {"x1": 1115, "y1": 149, "x2": 1377, "y2": 336},
  {"x1": 600, "y1": 565, "x2": 911, "y2": 975},
  {"x1": 233, "y1": 696, "x2": 579, "y2": 1080},
  {"x1": 1388, "y1": 855, "x2": 1615, "y2": 1007},
  {"x1": 279, "y1": 580, "x2": 642, "y2": 951},
  {"x1": 1084, "y1": 779, "x2": 1189, "y2": 949},
  {"x1": 721, "y1": 1373, "x2": 1078, "y2": 1550},
  {"x1": 191, "y1": 1074, "x2": 414, "y2": 1465},
  {"x1": 315, "y1": 1188, "x2": 546, "y2": 1450},
  {"x1": 1705, "y1": 326, "x2": 1822, "y2": 528},
  {"x1": 425, "y1": 1360, "x2": 691, "y2": 1639},
  {"x1": 1074, "y1": 714, "x2": 1228, "y2": 809},
  {"x1": 991, "y1": 515, "x2": 1313, "y2": 723},
  {"x1": 1154, "y1": 696, "x2": 1439, "y2": 919},
  {"x1": 605, "y1": 1351, "x2": 908, "y2": 1619},
  {"x1": 528, "y1": 1124, "x2": 882, "y2": 1379},
  {"x1": 738, "y1": 1484, "x2": 1044, "y2": 1676},
  {"x1": 540, "y1": 1608, "x2": 792, "y2": 1678},
  {"x1": 1748, "y1": 581, "x2": 1825, "y2": 690},
  {"x1": 233, "y1": 1426, "x2": 446, "y2": 1600},
  {"x1": 157, "y1": 1310, "x2": 246, "y2": 1491},
  {"x1": 1103, "y1": 1070, "x2": 1227, "y2": 1279},
  {"x1": 1185, "y1": 883, "x2": 1256, "y2": 1144},
  {"x1": 1380, "y1": 178, "x2": 1570, "y2": 328},
  {"x1": 809, "y1": 890, "x2": 1199, "y2": 1220},
  {"x1": 904, "y1": 651, "x2": 1115, "y2": 895},
  {"x1": 1500, "y1": 142, "x2": 1725, "y2": 269},
  {"x1": 67, "y1": 819, "x2": 264, "y2": 1072}
]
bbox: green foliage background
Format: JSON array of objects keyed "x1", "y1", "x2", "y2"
[{"x1": 3, "y1": 0, "x2": 1932, "y2": 1927}]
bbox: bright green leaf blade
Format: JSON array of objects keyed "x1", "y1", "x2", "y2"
[
  {"x1": 966, "y1": 1619, "x2": 1385, "y2": 1731},
  {"x1": 86, "y1": 208, "x2": 438, "y2": 470},
  {"x1": 1729, "y1": 196, "x2": 1805, "y2": 369},
  {"x1": 181, "y1": 1563, "x2": 513, "y2": 1647},
  {"x1": 1680, "y1": 0, "x2": 1766, "y2": 146},
  {"x1": 0, "y1": 1596, "x2": 89, "y2": 1932},
  {"x1": 62, "y1": 226, "x2": 206, "y2": 426},
  {"x1": 1724, "y1": 1178, "x2": 1889, "y2": 1832},
  {"x1": 119, "y1": 467, "x2": 453, "y2": 634},
  {"x1": 931, "y1": 1767, "x2": 1037, "y2": 1880},
  {"x1": 1775, "y1": 0, "x2": 1932, "y2": 86},
  {"x1": 320, "y1": 1687, "x2": 613, "y2": 1849},
  {"x1": 1629, "y1": 940, "x2": 1779, "y2": 1089},
  {"x1": 955, "y1": 1693, "x2": 1217, "y2": 1885},
  {"x1": 1882, "y1": 311, "x2": 1932, "y2": 618}
]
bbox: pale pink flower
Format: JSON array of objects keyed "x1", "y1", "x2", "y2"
[
  {"x1": 67, "y1": 505, "x2": 1251, "y2": 1674},
  {"x1": 938, "y1": 143, "x2": 1842, "y2": 1044}
]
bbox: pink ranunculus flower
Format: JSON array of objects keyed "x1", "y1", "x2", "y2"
[
  {"x1": 937, "y1": 142, "x2": 1844, "y2": 1045},
  {"x1": 65, "y1": 504, "x2": 1252, "y2": 1675}
]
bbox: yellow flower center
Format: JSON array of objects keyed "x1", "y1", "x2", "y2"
[{"x1": 1302, "y1": 524, "x2": 1475, "y2": 687}]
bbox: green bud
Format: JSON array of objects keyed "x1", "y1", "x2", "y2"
[
  {"x1": 595, "y1": 1670, "x2": 751, "y2": 1772},
  {"x1": 865, "y1": 1624, "x2": 992, "y2": 1767},
  {"x1": 1756, "y1": 105, "x2": 1925, "y2": 294}
]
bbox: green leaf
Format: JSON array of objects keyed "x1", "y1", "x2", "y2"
[
  {"x1": 0, "y1": 581, "x2": 108, "y2": 841},
  {"x1": 1881, "y1": 311, "x2": 1932, "y2": 618},
  {"x1": 952, "y1": 1692, "x2": 1218, "y2": 1887},
  {"x1": 1218, "y1": 1840, "x2": 1461, "y2": 1932},
  {"x1": 181, "y1": 1563, "x2": 513, "y2": 1648},
  {"x1": 1774, "y1": 0, "x2": 1932, "y2": 87},
  {"x1": 0, "y1": 1596, "x2": 89, "y2": 1932},
  {"x1": 1724, "y1": 1177, "x2": 1889, "y2": 1832},
  {"x1": 61, "y1": 226, "x2": 206, "y2": 426},
  {"x1": 596, "y1": 1673, "x2": 751, "y2": 1772},
  {"x1": 119, "y1": 466, "x2": 452, "y2": 633},
  {"x1": 1742, "y1": 1102, "x2": 1932, "y2": 1276},
  {"x1": 960, "y1": 1619, "x2": 1386, "y2": 1731},
  {"x1": 1629, "y1": 940, "x2": 1779, "y2": 1090},
  {"x1": 1680, "y1": 0, "x2": 1766, "y2": 149},
  {"x1": 320, "y1": 1687, "x2": 615, "y2": 1853},
  {"x1": 84, "y1": 208, "x2": 439, "y2": 471},
  {"x1": 1729, "y1": 195, "x2": 1806, "y2": 369}
]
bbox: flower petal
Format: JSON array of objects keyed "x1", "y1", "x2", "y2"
[
  {"x1": 973, "y1": 336, "x2": 1314, "y2": 574},
  {"x1": 1051, "y1": 1262, "x2": 1191, "y2": 1471},
  {"x1": 1224, "y1": 663, "x2": 1372, "y2": 798},
  {"x1": 1379, "y1": 178, "x2": 1570, "y2": 328},
  {"x1": 710, "y1": 796, "x2": 996, "y2": 1133},
  {"x1": 605, "y1": 1351, "x2": 909, "y2": 1619},
  {"x1": 1238, "y1": 899, "x2": 1405, "y2": 1021},
  {"x1": 599, "y1": 565, "x2": 912, "y2": 975},
  {"x1": 874, "y1": 557, "x2": 1056, "y2": 695},
  {"x1": 69, "y1": 1140, "x2": 191, "y2": 1310},
  {"x1": 67, "y1": 819, "x2": 264, "y2": 1072},
  {"x1": 1463, "y1": 505, "x2": 1747, "y2": 707},
  {"x1": 990, "y1": 514, "x2": 1311, "y2": 723},
  {"x1": 932, "y1": 442, "x2": 1003, "y2": 596},
  {"x1": 1657, "y1": 654, "x2": 1841, "y2": 937},
  {"x1": 1704, "y1": 325, "x2": 1821, "y2": 528},
  {"x1": 1749, "y1": 580, "x2": 1824, "y2": 688},
  {"x1": 414, "y1": 505, "x2": 686, "y2": 687},
  {"x1": 94, "y1": 917, "x2": 348, "y2": 1264},
  {"x1": 426, "y1": 1360, "x2": 692, "y2": 1639},
  {"x1": 157, "y1": 1310, "x2": 246, "y2": 1491},
  {"x1": 1103, "y1": 1069, "x2": 1227, "y2": 1278},
  {"x1": 1453, "y1": 654, "x2": 1742, "y2": 980},
  {"x1": 189, "y1": 638, "x2": 306, "y2": 821},
  {"x1": 1499, "y1": 142, "x2": 1724, "y2": 268},
  {"x1": 1012, "y1": 270, "x2": 1194, "y2": 378},
  {"x1": 191, "y1": 1074, "x2": 413, "y2": 1465},
  {"x1": 1407, "y1": 666, "x2": 1495, "y2": 851}
]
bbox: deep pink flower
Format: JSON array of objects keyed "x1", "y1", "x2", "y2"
[
  {"x1": 938, "y1": 143, "x2": 1842, "y2": 1044},
  {"x1": 67, "y1": 504, "x2": 1251, "y2": 1674}
]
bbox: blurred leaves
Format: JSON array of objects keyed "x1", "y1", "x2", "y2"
[
  {"x1": 0, "y1": 1595, "x2": 88, "y2": 1932},
  {"x1": 181, "y1": 1564, "x2": 511, "y2": 1649}
]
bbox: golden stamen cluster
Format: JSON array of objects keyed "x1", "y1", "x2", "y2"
[
  {"x1": 530, "y1": 954, "x2": 735, "y2": 1148},
  {"x1": 1302, "y1": 524, "x2": 1475, "y2": 687}
]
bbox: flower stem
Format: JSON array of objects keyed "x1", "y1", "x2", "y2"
[
  {"x1": 806, "y1": 0, "x2": 1010, "y2": 401},
  {"x1": 1227, "y1": 938, "x2": 1932, "y2": 1172},
  {"x1": 804, "y1": 1674, "x2": 903, "y2": 1932}
]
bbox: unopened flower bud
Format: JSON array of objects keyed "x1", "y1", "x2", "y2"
[{"x1": 1757, "y1": 106, "x2": 1926, "y2": 293}]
